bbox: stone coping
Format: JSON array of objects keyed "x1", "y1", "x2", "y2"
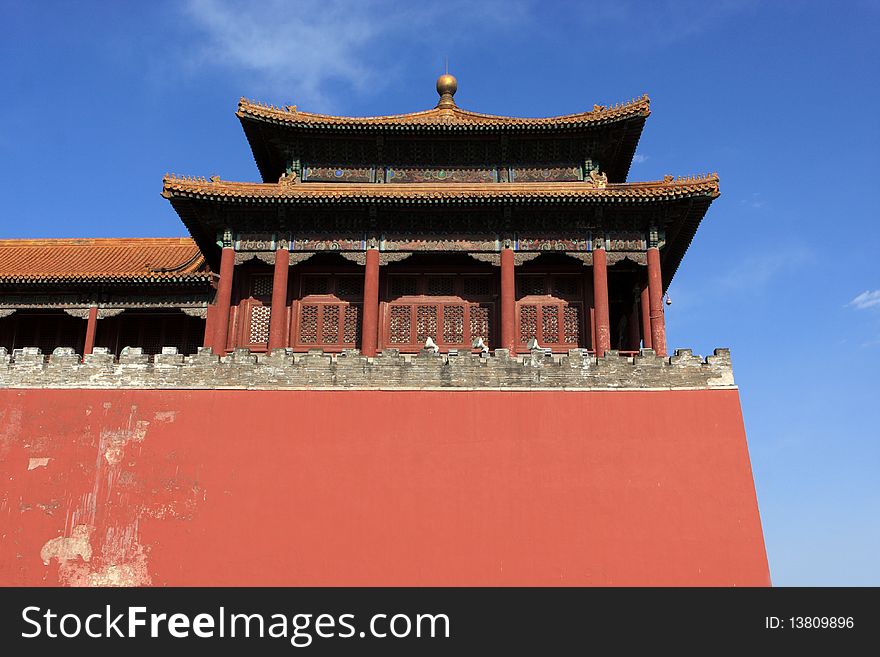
[{"x1": 0, "y1": 346, "x2": 735, "y2": 390}]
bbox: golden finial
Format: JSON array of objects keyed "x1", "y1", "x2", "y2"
[{"x1": 436, "y1": 63, "x2": 457, "y2": 109}]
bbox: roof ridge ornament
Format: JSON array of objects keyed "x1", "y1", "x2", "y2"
[{"x1": 436, "y1": 71, "x2": 458, "y2": 109}]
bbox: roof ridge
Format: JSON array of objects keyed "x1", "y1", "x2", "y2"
[
  {"x1": 0, "y1": 237, "x2": 197, "y2": 246},
  {"x1": 236, "y1": 94, "x2": 651, "y2": 126}
]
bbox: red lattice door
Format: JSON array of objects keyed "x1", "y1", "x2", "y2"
[
  {"x1": 383, "y1": 301, "x2": 494, "y2": 352},
  {"x1": 381, "y1": 273, "x2": 496, "y2": 352},
  {"x1": 292, "y1": 272, "x2": 363, "y2": 351},
  {"x1": 239, "y1": 273, "x2": 273, "y2": 350},
  {"x1": 515, "y1": 273, "x2": 584, "y2": 352},
  {"x1": 293, "y1": 301, "x2": 361, "y2": 351}
]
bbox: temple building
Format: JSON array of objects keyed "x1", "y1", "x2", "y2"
[
  {"x1": 1, "y1": 74, "x2": 716, "y2": 359},
  {"x1": 0, "y1": 75, "x2": 769, "y2": 587}
]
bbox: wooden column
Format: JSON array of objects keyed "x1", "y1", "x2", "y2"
[
  {"x1": 212, "y1": 246, "x2": 235, "y2": 355},
  {"x1": 267, "y1": 247, "x2": 290, "y2": 351},
  {"x1": 361, "y1": 248, "x2": 380, "y2": 357},
  {"x1": 83, "y1": 305, "x2": 98, "y2": 355},
  {"x1": 639, "y1": 280, "x2": 652, "y2": 350},
  {"x1": 592, "y1": 246, "x2": 611, "y2": 356},
  {"x1": 500, "y1": 248, "x2": 515, "y2": 353},
  {"x1": 647, "y1": 246, "x2": 667, "y2": 356},
  {"x1": 203, "y1": 303, "x2": 217, "y2": 348}
]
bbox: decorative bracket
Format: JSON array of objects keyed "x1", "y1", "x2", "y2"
[
  {"x1": 648, "y1": 226, "x2": 666, "y2": 249},
  {"x1": 288, "y1": 252, "x2": 315, "y2": 265},
  {"x1": 235, "y1": 252, "x2": 275, "y2": 265},
  {"x1": 340, "y1": 252, "x2": 367, "y2": 265},
  {"x1": 467, "y1": 253, "x2": 501, "y2": 266},
  {"x1": 606, "y1": 252, "x2": 647, "y2": 266},
  {"x1": 565, "y1": 252, "x2": 594, "y2": 266},
  {"x1": 379, "y1": 252, "x2": 412, "y2": 266},
  {"x1": 181, "y1": 307, "x2": 209, "y2": 319},
  {"x1": 513, "y1": 253, "x2": 541, "y2": 266}
]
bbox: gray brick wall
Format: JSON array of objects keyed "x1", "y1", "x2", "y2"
[{"x1": 0, "y1": 346, "x2": 736, "y2": 390}]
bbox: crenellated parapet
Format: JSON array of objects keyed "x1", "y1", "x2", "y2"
[{"x1": 0, "y1": 346, "x2": 735, "y2": 390}]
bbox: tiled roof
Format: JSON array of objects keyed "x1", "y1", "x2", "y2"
[
  {"x1": 237, "y1": 95, "x2": 651, "y2": 131},
  {"x1": 162, "y1": 173, "x2": 719, "y2": 204},
  {"x1": 0, "y1": 238, "x2": 210, "y2": 284}
]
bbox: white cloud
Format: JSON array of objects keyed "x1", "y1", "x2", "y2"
[
  {"x1": 740, "y1": 192, "x2": 765, "y2": 209},
  {"x1": 180, "y1": 0, "x2": 526, "y2": 108},
  {"x1": 182, "y1": 0, "x2": 388, "y2": 106},
  {"x1": 717, "y1": 245, "x2": 812, "y2": 291},
  {"x1": 632, "y1": 153, "x2": 648, "y2": 164},
  {"x1": 850, "y1": 290, "x2": 880, "y2": 310}
]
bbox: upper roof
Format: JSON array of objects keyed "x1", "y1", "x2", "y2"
[
  {"x1": 236, "y1": 75, "x2": 650, "y2": 184},
  {"x1": 237, "y1": 94, "x2": 651, "y2": 131},
  {"x1": 0, "y1": 238, "x2": 210, "y2": 284}
]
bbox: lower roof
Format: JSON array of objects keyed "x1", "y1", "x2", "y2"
[{"x1": 0, "y1": 238, "x2": 210, "y2": 284}]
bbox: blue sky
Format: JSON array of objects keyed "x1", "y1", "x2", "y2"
[{"x1": 2, "y1": 1, "x2": 878, "y2": 585}]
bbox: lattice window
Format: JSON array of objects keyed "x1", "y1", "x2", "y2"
[
  {"x1": 336, "y1": 276, "x2": 363, "y2": 299},
  {"x1": 416, "y1": 306, "x2": 437, "y2": 342},
  {"x1": 552, "y1": 276, "x2": 580, "y2": 298},
  {"x1": 163, "y1": 321, "x2": 185, "y2": 353},
  {"x1": 463, "y1": 276, "x2": 492, "y2": 298},
  {"x1": 303, "y1": 275, "x2": 331, "y2": 296},
  {"x1": 181, "y1": 319, "x2": 201, "y2": 355},
  {"x1": 470, "y1": 304, "x2": 490, "y2": 341},
  {"x1": 390, "y1": 276, "x2": 418, "y2": 297},
  {"x1": 249, "y1": 306, "x2": 271, "y2": 344},
  {"x1": 389, "y1": 305, "x2": 411, "y2": 344},
  {"x1": 520, "y1": 305, "x2": 537, "y2": 342},
  {"x1": 563, "y1": 305, "x2": 580, "y2": 343},
  {"x1": 251, "y1": 275, "x2": 273, "y2": 298},
  {"x1": 520, "y1": 276, "x2": 545, "y2": 297},
  {"x1": 321, "y1": 305, "x2": 340, "y2": 343},
  {"x1": 299, "y1": 305, "x2": 319, "y2": 343},
  {"x1": 57, "y1": 320, "x2": 82, "y2": 352},
  {"x1": 119, "y1": 319, "x2": 140, "y2": 353},
  {"x1": 443, "y1": 305, "x2": 464, "y2": 343},
  {"x1": 140, "y1": 330, "x2": 162, "y2": 355},
  {"x1": 541, "y1": 305, "x2": 559, "y2": 342},
  {"x1": 343, "y1": 305, "x2": 360, "y2": 343},
  {"x1": 426, "y1": 276, "x2": 455, "y2": 296}
]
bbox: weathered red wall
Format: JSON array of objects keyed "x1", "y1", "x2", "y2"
[{"x1": 0, "y1": 388, "x2": 769, "y2": 586}]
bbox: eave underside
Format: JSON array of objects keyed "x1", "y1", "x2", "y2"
[{"x1": 167, "y1": 185, "x2": 716, "y2": 291}]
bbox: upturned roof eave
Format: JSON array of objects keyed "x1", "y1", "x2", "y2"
[
  {"x1": 161, "y1": 175, "x2": 720, "y2": 204},
  {"x1": 236, "y1": 95, "x2": 651, "y2": 131}
]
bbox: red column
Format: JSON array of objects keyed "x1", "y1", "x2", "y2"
[
  {"x1": 203, "y1": 304, "x2": 216, "y2": 348},
  {"x1": 639, "y1": 281, "x2": 652, "y2": 350},
  {"x1": 268, "y1": 247, "x2": 290, "y2": 351},
  {"x1": 500, "y1": 248, "x2": 515, "y2": 353},
  {"x1": 83, "y1": 305, "x2": 98, "y2": 355},
  {"x1": 647, "y1": 247, "x2": 667, "y2": 356},
  {"x1": 361, "y1": 248, "x2": 380, "y2": 357},
  {"x1": 592, "y1": 247, "x2": 611, "y2": 356},
  {"x1": 212, "y1": 246, "x2": 235, "y2": 355}
]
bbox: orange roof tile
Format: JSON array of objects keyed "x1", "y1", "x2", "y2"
[
  {"x1": 0, "y1": 238, "x2": 209, "y2": 283},
  {"x1": 162, "y1": 173, "x2": 719, "y2": 203},
  {"x1": 237, "y1": 95, "x2": 651, "y2": 131}
]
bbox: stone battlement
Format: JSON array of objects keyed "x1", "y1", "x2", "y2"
[{"x1": 0, "y1": 346, "x2": 735, "y2": 390}]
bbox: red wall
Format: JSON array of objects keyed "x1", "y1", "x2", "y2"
[{"x1": 0, "y1": 388, "x2": 769, "y2": 586}]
